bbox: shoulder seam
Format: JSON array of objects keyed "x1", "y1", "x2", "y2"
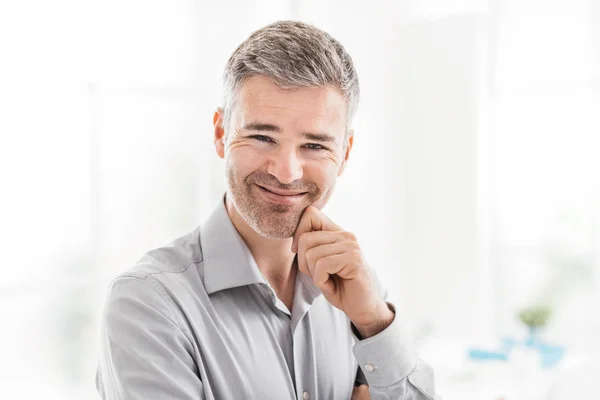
[
  {"x1": 111, "y1": 268, "x2": 199, "y2": 345},
  {"x1": 119, "y1": 258, "x2": 203, "y2": 280},
  {"x1": 111, "y1": 275, "x2": 180, "y2": 329}
]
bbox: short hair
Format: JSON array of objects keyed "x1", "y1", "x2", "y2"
[{"x1": 222, "y1": 20, "x2": 360, "y2": 135}]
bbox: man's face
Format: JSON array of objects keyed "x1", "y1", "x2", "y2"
[{"x1": 214, "y1": 75, "x2": 352, "y2": 239}]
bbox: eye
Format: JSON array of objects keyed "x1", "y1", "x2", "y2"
[
  {"x1": 303, "y1": 143, "x2": 327, "y2": 151},
  {"x1": 250, "y1": 135, "x2": 274, "y2": 143}
]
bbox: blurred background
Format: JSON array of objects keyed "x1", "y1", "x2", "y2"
[{"x1": 0, "y1": 0, "x2": 598, "y2": 399}]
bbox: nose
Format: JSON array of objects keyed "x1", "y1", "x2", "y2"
[{"x1": 266, "y1": 144, "x2": 303, "y2": 184}]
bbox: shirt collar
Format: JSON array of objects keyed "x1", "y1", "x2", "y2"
[{"x1": 200, "y1": 195, "x2": 267, "y2": 295}]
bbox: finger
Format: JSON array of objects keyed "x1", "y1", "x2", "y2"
[
  {"x1": 298, "y1": 230, "x2": 356, "y2": 252},
  {"x1": 296, "y1": 232, "x2": 338, "y2": 278},
  {"x1": 297, "y1": 231, "x2": 360, "y2": 277},
  {"x1": 314, "y1": 251, "x2": 363, "y2": 283},
  {"x1": 292, "y1": 206, "x2": 341, "y2": 253},
  {"x1": 296, "y1": 230, "x2": 347, "y2": 275},
  {"x1": 312, "y1": 253, "x2": 359, "y2": 294},
  {"x1": 297, "y1": 232, "x2": 354, "y2": 278},
  {"x1": 293, "y1": 254, "x2": 310, "y2": 279},
  {"x1": 297, "y1": 233, "x2": 340, "y2": 278},
  {"x1": 303, "y1": 240, "x2": 351, "y2": 277}
]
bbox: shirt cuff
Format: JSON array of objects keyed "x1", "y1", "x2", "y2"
[{"x1": 351, "y1": 303, "x2": 418, "y2": 388}]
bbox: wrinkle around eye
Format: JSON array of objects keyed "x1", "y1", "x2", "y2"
[
  {"x1": 323, "y1": 152, "x2": 341, "y2": 165},
  {"x1": 228, "y1": 137, "x2": 257, "y2": 150}
]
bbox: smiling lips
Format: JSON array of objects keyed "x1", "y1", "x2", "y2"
[{"x1": 256, "y1": 184, "x2": 307, "y2": 205}]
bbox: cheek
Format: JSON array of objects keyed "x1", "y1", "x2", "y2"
[
  {"x1": 227, "y1": 146, "x2": 264, "y2": 175},
  {"x1": 304, "y1": 160, "x2": 339, "y2": 188}
]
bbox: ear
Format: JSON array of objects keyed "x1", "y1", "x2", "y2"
[
  {"x1": 337, "y1": 130, "x2": 354, "y2": 177},
  {"x1": 213, "y1": 108, "x2": 225, "y2": 159}
]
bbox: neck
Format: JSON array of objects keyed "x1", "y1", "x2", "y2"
[{"x1": 225, "y1": 195, "x2": 297, "y2": 290}]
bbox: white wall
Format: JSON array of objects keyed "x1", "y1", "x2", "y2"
[
  {"x1": 1, "y1": 1, "x2": 598, "y2": 398},
  {"x1": 393, "y1": 14, "x2": 493, "y2": 340}
]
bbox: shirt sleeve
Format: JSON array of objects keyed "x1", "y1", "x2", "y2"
[
  {"x1": 351, "y1": 303, "x2": 438, "y2": 400},
  {"x1": 96, "y1": 276, "x2": 204, "y2": 400}
]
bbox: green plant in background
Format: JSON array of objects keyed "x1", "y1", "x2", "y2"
[
  {"x1": 518, "y1": 306, "x2": 552, "y2": 330},
  {"x1": 518, "y1": 305, "x2": 553, "y2": 346}
]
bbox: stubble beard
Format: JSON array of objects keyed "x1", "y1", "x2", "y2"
[{"x1": 227, "y1": 168, "x2": 333, "y2": 239}]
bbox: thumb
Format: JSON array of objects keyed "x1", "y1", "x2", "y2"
[{"x1": 292, "y1": 206, "x2": 340, "y2": 253}]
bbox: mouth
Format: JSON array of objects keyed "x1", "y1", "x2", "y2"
[{"x1": 256, "y1": 184, "x2": 307, "y2": 205}]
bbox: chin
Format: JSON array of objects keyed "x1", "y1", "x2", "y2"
[
  {"x1": 264, "y1": 215, "x2": 302, "y2": 238},
  {"x1": 252, "y1": 222, "x2": 297, "y2": 239},
  {"x1": 249, "y1": 208, "x2": 302, "y2": 239}
]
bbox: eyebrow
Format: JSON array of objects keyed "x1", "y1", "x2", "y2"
[
  {"x1": 242, "y1": 122, "x2": 281, "y2": 133},
  {"x1": 242, "y1": 122, "x2": 337, "y2": 143},
  {"x1": 301, "y1": 132, "x2": 337, "y2": 143}
]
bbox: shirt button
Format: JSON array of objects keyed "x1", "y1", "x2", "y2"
[
  {"x1": 365, "y1": 363, "x2": 377, "y2": 372},
  {"x1": 302, "y1": 390, "x2": 310, "y2": 400}
]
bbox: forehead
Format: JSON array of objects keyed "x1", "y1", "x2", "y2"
[{"x1": 235, "y1": 75, "x2": 347, "y2": 132}]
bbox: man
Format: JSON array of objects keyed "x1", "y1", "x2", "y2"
[{"x1": 96, "y1": 21, "x2": 437, "y2": 400}]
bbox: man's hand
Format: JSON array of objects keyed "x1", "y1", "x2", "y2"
[
  {"x1": 351, "y1": 385, "x2": 371, "y2": 400},
  {"x1": 292, "y1": 206, "x2": 394, "y2": 338}
]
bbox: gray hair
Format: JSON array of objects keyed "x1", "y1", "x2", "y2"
[{"x1": 222, "y1": 20, "x2": 360, "y2": 136}]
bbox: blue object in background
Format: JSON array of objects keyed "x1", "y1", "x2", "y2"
[
  {"x1": 535, "y1": 342, "x2": 565, "y2": 369},
  {"x1": 468, "y1": 348, "x2": 509, "y2": 361},
  {"x1": 468, "y1": 335, "x2": 565, "y2": 368}
]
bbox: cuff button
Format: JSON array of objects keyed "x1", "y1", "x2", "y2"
[{"x1": 364, "y1": 363, "x2": 377, "y2": 372}]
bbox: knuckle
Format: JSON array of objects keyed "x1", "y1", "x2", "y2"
[
  {"x1": 299, "y1": 263, "x2": 310, "y2": 275},
  {"x1": 343, "y1": 231, "x2": 357, "y2": 242},
  {"x1": 299, "y1": 231, "x2": 311, "y2": 244},
  {"x1": 305, "y1": 247, "x2": 319, "y2": 265},
  {"x1": 316, "y1": 257, "x2": 333, "y2": 274},
  {"x1": 302, "y1": 207, "x2": 315, "y2": 221},
  {"x1": 314, "y1": 257, "x2": 325, "y2": 270},
  {"x1": 305, "y1": 247, "x2": 316, "y2": 264}
]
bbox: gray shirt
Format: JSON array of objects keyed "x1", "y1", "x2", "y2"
[{"x1": 96, "y1": 198, "x2": 437, "y2": 400}]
